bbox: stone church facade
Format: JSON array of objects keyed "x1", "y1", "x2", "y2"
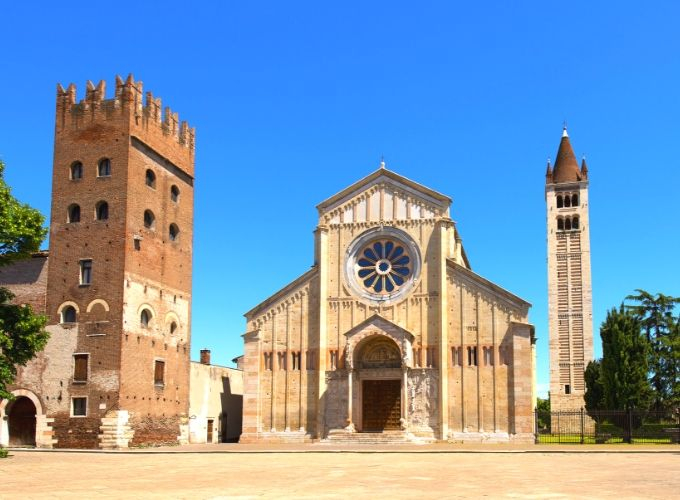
[{"x1": 242, "y1": 167, "x2": 536, "y2": 443}]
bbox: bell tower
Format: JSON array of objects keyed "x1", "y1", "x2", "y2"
[{"x1": 545, "y1": 127, "x2": 593, "y2": 410}]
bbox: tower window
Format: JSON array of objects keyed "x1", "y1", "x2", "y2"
[
  {"x1": 140, "y1": 308, "x2": 152, "y2": 328},
  {"x1": 564, "y1": 195, "x2": 571, "y2": 208},
  {"x1": 95, "y1": 201, "x2": 109, "y2": 221},
  {"x1": 169, "y1": 223, "x2": 179, "y2": 241},
  {"x1": 169, "y1": 321, "x2": 178, "y2": 335},
  {"x1": 67, "y1": 204, "x2": 81, "y2": 223},
  {"x1": 556, "y1": 195, "x2": 563, "y2": 208},
  {"x1": 70, "y1": 161, "x2": 83, "y2": 180},
  {"x1": 565, "y1": 384, "x2": 571, "y2": 395},
  {"x1": 572, "y1": 216, "x2": 579, "y2": 230},
  {"x1": 467, "y1": 346, "x2": 478, "y2": 366},
  {"x1": 71, "y1": 397, "x2": 87, "y2": 417},
  {"x1": 572, "y1": 194, "x2": 578, "y2": 206},
  {"x1": 170, "y1": 185, "x2": 180, "y2": 203},
  {"x1": 61, "y1": 305, "x2": 77, "y2": 323},
  {"x1": 154, "y1": 360, "x2": 165, "y2": 386},
  {"x1": 145, "y1": 169, "x2": 156, "y2": 189},
  {"x1": 79, "y1": 259, "x2": 92, "y2": 285},
  {"x1": 565, "y1": 218, "x2": 572, "y2": 230},
  {"x1": 557, "y1": 218, "x2": 564, "y2": 231},
  {"x1": 98, "y1": 158, "x2": 111, "y2": 177},
  {"x1": 73, "y1": 354, "x2": 89, "y2": 382},
  {"x1": 143, "y1": 210, "x2": 155, "y2": 229}
]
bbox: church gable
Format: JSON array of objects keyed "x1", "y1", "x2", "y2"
[{"x1": 317, "y1": 168, "x2": 451, "y2": 225}]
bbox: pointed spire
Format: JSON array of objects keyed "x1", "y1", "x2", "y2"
[
  {"x1": 580, "y1": 156, "x2": 588, "y2": 179},
  {"x1": 379, "y1": 155, "x2": 385, "y2": 169},
  {"x1": 551, "y1": 126, "x2": 581, "y2": 183}
]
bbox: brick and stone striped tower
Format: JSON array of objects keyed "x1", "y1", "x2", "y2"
[{"x1": 545, "y1": 127, "x2": 593, "y2": 410}]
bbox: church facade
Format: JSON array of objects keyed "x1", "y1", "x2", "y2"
[{"x1": 241, "y1": 167, "x2": 536, "y2": 443}]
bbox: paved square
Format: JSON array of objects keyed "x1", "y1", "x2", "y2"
[{"x1": 2, "y1": 445, "x2": 679, "y2": 499}]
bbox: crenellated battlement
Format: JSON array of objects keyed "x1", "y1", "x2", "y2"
[{"x1": 56, "y1": 74, "x2": 195, "y2": 151}]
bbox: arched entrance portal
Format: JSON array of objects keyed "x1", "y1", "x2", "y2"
[
  {"x1": 7, "y1": 397, "x2": 37, "y2": 446},
  {"x1": 356, "y1": 337, "x2": 402, "y2": 432}
]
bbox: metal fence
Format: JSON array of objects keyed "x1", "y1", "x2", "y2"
[{"x1": 535, "y1": 408, "x2": 680, "y2": 444}]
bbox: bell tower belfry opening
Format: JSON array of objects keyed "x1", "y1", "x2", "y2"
[{"x1": 545, "y1": 127, "x2": 594, "y2": 411}]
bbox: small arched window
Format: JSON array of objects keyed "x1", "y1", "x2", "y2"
[
  {"x1": 61, "y1": 306, "x2": 77, "y2": 323},
  {"x1": 71, "y1": 161, "x2": 83, "y2": 180},
  {"x1": 572, "y1": 194, "x2": 579, "y2": 207},
  {"x1": 572, "y1": 216, "x2": 579, "y2": 230},
  {"x1": 556, "y1": 195, "x2": 563, "y2": 208},
  {"x1": 67, "y1": 204, "x2": 81, "y2": 223},
  {"x1": 169, "y1": 223, "x2": 179, "y2": 241},
  {"x1": 557, "y1": 218, "x2": 564, "y2": 231},
  {"x1": 564, "y1": 195, "x2": 571, "y2": 208},
  {"x1": 565, "y1": 218, "x2": 572, "y2": 230},
  {"x1": 145, "y1": 169, "x2": 156, "y2": 188},
  {"x1": 143, "y1": 210, "x2": 155, "y2": 229},
  {"x1": 170, "y1": 185, "x2": 180, "y2": 203},
  {"x1": 169, "y1": 321, "x2": 178, "y2": 335},
  {"x1": 98, "y1": 158, "x2": 111, "y2": 177},
  {"x1": 95, "y1": 201, "x2": 109, "y2": 221},
  {"x1": 140, "y1": 309, "x2": 152, "y2": 328}
]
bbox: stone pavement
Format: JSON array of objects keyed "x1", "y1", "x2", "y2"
[{"x1": 2, "y1": 443, "x2": 679, "y2": 499}]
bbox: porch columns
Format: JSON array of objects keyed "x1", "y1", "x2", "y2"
[
  {"x1": 401, "y1": 367, "x2": 409, "y2": 429},
  {"x1": 346, "y1": 369, "x2": 355, "y2": 431}
]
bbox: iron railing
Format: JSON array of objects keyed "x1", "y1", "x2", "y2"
[{"x1": 535, "y1": 408, "x2": 680, "y2": 444}]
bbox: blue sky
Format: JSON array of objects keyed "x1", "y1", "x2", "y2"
[{"x1": 1, "y1": 1, "x2": 678, "y2": 396}]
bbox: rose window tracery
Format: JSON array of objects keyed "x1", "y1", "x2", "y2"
[{"x1": 356, "y1": 239, "x2": 411, "y2": 295}]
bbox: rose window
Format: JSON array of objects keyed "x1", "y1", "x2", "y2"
[{"x1": 356, "y1": 239, "x2": 411, "y2": 294}]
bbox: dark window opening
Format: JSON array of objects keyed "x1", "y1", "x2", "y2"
[
  {"x1": 154, "y1": 360, "x2": 165, "y2": 386},
  {"x1": 565, "y1": 218, "x2": 572, "y2": 230},
  {"x1": 70, "y1": 161, "x2": 83, "y2": 180},
  {"x1": 80, "y1": 259, "x2": 92, "y2": 285},
  {"x1": 95, "y1": 201, "x2": 109, "y2": 221},
  {"x1": 556, "y1": 195, "x2": 563, "y2": 208},
  {"x1": 145, "y1": 169, "x2": 156, "y2": 188},
  {"x1": 557, "y1": 218, "x2": 564, "y2": 231},
  {"x1": 98, "y1": 158, "x2": 111, "y2": 177},
  {"x1": 72, "y1": 397, "x2": 87, "y2": 416},
  {"x1": 133, "y1": 238, "x2": 141, "y2": 251},
  {"x1": 144, "y1": 210, "x2": 155, "y2": 229},
  {"x1": 467, "y1": 346, "x2": 478, "y2": 366},
  {"x1": 140, "y1": 309, "x2": 152, "y2": 328},
  {"x1": 170, "y1": 185, "x2": 180, "y2": 203},
  {"x1": 169, "y1": 223, "x2": 179, "y2": 241},
  {"x1": 564, "y1": 195, "x2": 571, "y2": 208},
  {"x1": 565, "y1": 384, "x2": 571, "y2": 395},
  {"x1": 572, "y1": 216, "x2": 579, "y2": 229},
  {"x1": 572, "y1": 194, "x2": 578, "y2": 206},
  {"x1": 170, "y1": 321, "x2": 177, "y2": 334},
  {"x1": 73, "y1": 354, "x2": 88, "y2": 382},
  {"x1": 61, "y1": 305, "x2": 77, "y2": 323},
  {"x1": 68, "y1": 204, "x2": 81, "y2": 223}
]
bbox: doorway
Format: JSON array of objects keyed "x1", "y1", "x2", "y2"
[
  {"x1": 207, "y1": 419, "x2": 214, "y2": 443},
  {"x1": 361, "y1": 379, "x2": 401, "y2": 431},
  {"x1": 8, "y1": 397, "x2": 37, "y2": 446}
]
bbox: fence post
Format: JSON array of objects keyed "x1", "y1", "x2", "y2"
[
  {"x1": 534, "y1": 408, "x2": 539, "y2": 444},
  {"x1": 626, "y1": 408, "x2": 633, "y2": 444},
  {"x1": 580, "y1": 407, "x2": 585, "y2": 444}
]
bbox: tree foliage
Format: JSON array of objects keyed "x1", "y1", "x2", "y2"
[
  {"x1": 599, "y1": 305, "x2": 651, "y2": 410},
  {"x1": 625, "y1": 289, "x2": 680, "y2": 411},
  {"x1": 584, "y1": 359, "x2": 605, "y2": 413},
  {"x1": 0, "y1": 160, "x2": 49, "y2": 400}
]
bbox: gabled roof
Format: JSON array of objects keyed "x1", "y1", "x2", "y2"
[
  {"x1": 447, "y1": 259, "x2": 531, "y2": 309},
  {"x1": 243, "y1": 267, "x2": 318, "y2": 319},
  {"x1": 342, "y1": 313, "x2": 415, "y2": 342},
  {"x1": 316, "y1": 167, "x2": 451, "y2": 214}
]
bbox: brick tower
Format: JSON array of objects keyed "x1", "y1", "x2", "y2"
[
  {"x1": 46, "y1": 75, "x2": 195, "y2": 447},
  {"x1": 545, "y1": 127, "x2": 593, "y2": 410}
]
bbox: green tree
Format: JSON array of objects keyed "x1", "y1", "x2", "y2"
[
  {"x1": 536, "y1": 396, "x2": 551, "y2": 430},
  {"x1": 625, "y1": 290, "x2": 680, "y2": 411},
  {"x1": 600, "y1": 305, "x2": 651, "y2": 410},
  {"x1": 0, "y1": 160, "x2": 49, "y2": 401},
  {"x1": 584, "y1": 359, "x2": 605, "y2": 414}
]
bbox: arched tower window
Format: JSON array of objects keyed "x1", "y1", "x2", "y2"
[
  {"x1": 98, "y1": 158, "x2": 111, "y2": 177},
  {"x1": 169, "y1": 321, "x2": 178, "y2": 335},
  {"x1": 145, "y1": 169, "x2": 156, "y2": 188},
  {"x1": 70, "y1": 161, "x2": 83, "y2": 180},
  {"x1": 565, "y1": 218, "x2": 572, "y2": 230},
  {"x1": 556, "y1": 195, "x2": 563, "y2": 208},
  {"x1": 170, "y1": 185, "x2": 180, "y2": 203},
  {"x1": 572, "y1": 216, "x2": 579, "y2": 229},
  {"x1": 61, "y1": 306, "x2": 77, "y2": 323},
  {"x1": 572, "y1": 193, "x2": 579, "y2": 207},
  {"x1": 143, "y1": 210, "x2": 155, "y2": 229},
  {"x1": 564, "y1": 194, "x2": 571, "y2": 208},
  {"x1": 95, "y1": 201, "x2": 109, "y2": 221},
  {"x1": 557, "y1": 218, "x2": 564, "y2": 231},
  {"x1": 67, "y1": 204, "x2": 81, "y2": 223},
  {"x1": 140, "y1": 309, "x2": 152, "y2": 328},
  {"x1": 169, "y1": 223, "x2": 179, "y2": 241}
]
